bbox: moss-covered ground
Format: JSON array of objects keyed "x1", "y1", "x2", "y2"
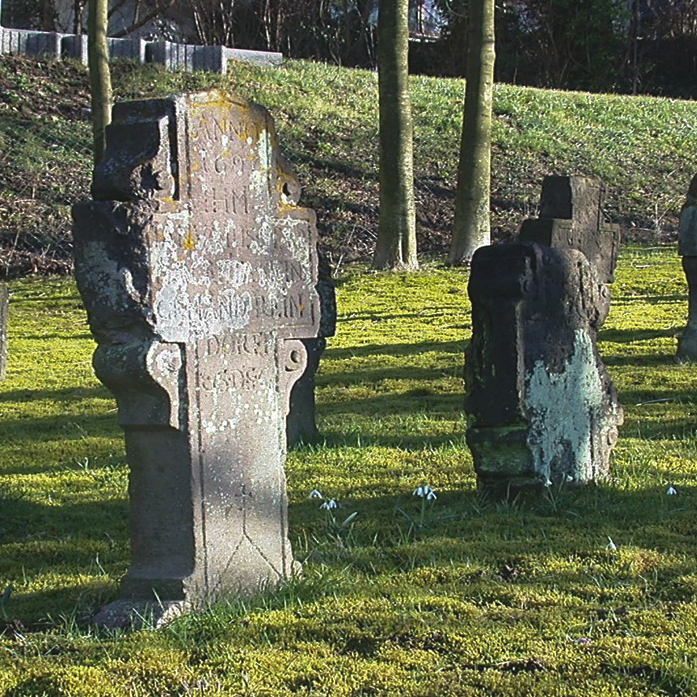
[{"x1": 0, "y1": 246, "x2": 696, "y2": 695}]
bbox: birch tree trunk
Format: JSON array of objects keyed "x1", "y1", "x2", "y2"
[
  {"x1": 372, "y1": 0, "x2": 418, "y2": 271},
  {"x1": 449, "y1": 0, "x2": 496, "y2": 266},
  {"x1": 88, "y1": 0, "x2": 112, "y2": 167}
]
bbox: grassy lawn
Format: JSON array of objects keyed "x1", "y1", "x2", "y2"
[{"x1": 1, "y1": 246, "x2": 697, "y2": 695}]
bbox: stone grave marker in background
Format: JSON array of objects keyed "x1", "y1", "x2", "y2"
[
  {"x1": 677, "y1": 173, "x2": 697, "y2": 361},
  {"x1": 519, "y1": 175, "x2": 620, "y2": 283},
  {"x1": 73, "y1": 90, "x2": 322, "y2": 626},
  {"x1": 0, "y1": 283, "x2": 7, "y2": 381},
  {"x1": 286, "y1": 251, "x2": 335, "y2": 446},
  {"x1": 466, "y1": 176, "x2": 623, "y2": 497}
]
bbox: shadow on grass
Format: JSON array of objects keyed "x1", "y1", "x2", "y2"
[
  {"x1": 620, "y1": 416, "x2": 697, "y2": 441},
  {"x1": 285, "y1": 148, "x2": 376, "y2": 182},
  {"x1": 620, "y1": 386, "x2": 697, "y2": 405},
  {"x1": 0, "y1": 493, "x2": 127, "y2": 545},
  {"x1": 320, "y1": 367, "x2": 461, "y2": 390},
  {"x1": 599, "y1": 326, "x2": 680, "y2": 344},
  {"x1": 0, "y1": 411, "x2": 118, "y2": 440},
  {"x1": 315, "y1": 426, "x2": 464, "y2": 451},
  {"x1": 0, "y1": 385, "x2": 109, "y2": 403},
  {"x1": 603, "y1": 353, "x2": 678, "y2": 366},
  {"x1": 20, "y1": 332, "x2": 93, "y2": 341},
  {"x1": 611, "y1": 295, "x2": 685, "y2": 307},
  {"x1": 0, "y1": 495, "x2": 128, "y2": 623},
  {"x1": 325, "y1": 340, "x2": 466, "y2": 361},
  {"x1": 0, "y1": 409, "x2": 121, "y2": 476},
  {"x1": 6, "y1": 476, "x2": 697, "y2": 626},
  {"x1": 320, "y1": 391, "x2": 461, "y2": 417}
]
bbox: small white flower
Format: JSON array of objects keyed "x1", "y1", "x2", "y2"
[
  {"x1": 320, "y1": 499, "x2": 337, "y2": 510},
  {"x1": 667, "y1": 486, "x2": 678, "y2": 496},
  {"x1": 606, "y1": 536, "x2": 617, "y2": 551},
  {"x1": 308, "y1": 489, "x2": 323, "y2": 499},
  {"x1": 544, "y1": 479, "x2": 553, "y2": 488},
  {"x1": 413, "y1": 485, "x2": 435, "y2": 498},
  {"x1": 566, "y1": 475, "x2": 574, "y2": 483}
]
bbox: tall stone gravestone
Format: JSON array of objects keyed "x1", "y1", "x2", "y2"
[
  {"x1": 677, "y1": 173, "x2": 697, "y2": 361},
  {"x1": 466, "y1": 176, "x2": 623, "y2": 497},
  {"x1": 72, "y1": 90, "x2": 321, "y2": 625}
]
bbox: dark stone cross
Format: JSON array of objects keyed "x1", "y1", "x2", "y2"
[
  {"x1": 466, "y1": 176, "x2": 623, "y2": 497},
  {"x1": 72, "y1": 91, "x2": 322, "y2": 625},
  {"x1": 678, "y1": 173, "x2": 697, "y2": 361},
  {"x1": 519, "y1": 175, "x2": 620, "y2": 283},
  {"x1": 286, "y1": 252, "x2": 336, "y2": 447},
  {"x1": 0, "y1": 282, "x2": 7, "y2": 381}
]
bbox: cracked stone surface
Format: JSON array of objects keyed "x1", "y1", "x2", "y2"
[{"x1": 73, "y1": 90, "x2": 322, "y2": 616}]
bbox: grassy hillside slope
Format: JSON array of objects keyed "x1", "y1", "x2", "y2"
[{"x1": 0, "y1": 55, "x2": 695, "y2": 275}]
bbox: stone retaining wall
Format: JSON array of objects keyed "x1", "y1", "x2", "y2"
[{"x1": 0, "y1": 26, "x2": 282, "y2": 74}]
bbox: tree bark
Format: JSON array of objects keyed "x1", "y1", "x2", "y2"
[
  {"x1": 449, "y1": 0, "x2": 496, "y2": 266},
  {"x1": 88, "y1": 0, "x2": 112, "y2": 167},
  {"x1": 372, "y1": 0, "x2": 418, "y2": 271},
  {"x1": 73, "y1": 0, "x2": 85, "y2": 34}
]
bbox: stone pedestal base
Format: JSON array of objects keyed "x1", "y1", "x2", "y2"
[
  {"x1": 93, "y1": 599, "x2": 189, "y2": 630},
  {"x1": 677, "y1": 327, "x2": 697, "y2": 361}
]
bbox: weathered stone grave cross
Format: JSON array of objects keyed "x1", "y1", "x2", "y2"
[
  {"x1": 73, "y1": 90, "x2": 321, "y2": 625},
  {"x1": 466, "y1": 175, "x2": 623, "y2": 497},
  {"x1": 678, "y1": 173, "x2": 697, "y2": 360},
  {"x1": 0, "y1": 282, "x2": 7, "y2": 381}
]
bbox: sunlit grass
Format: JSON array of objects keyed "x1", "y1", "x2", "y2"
[{"x1": 2, "y1": 246, "x2": 697, "y2": 694}]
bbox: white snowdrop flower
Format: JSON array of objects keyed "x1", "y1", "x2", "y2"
[
  {"x1": 308, "y1": 489, "x2": 323, "y2": 499},
  {"x1": 667, "y1": 486, "x2": 678, "y2": 496},
  {"x1": 606, "y1": 536, "x2": 617, "y2": 551},
  {"x1": 566, "y1": 475, "x2": 574, "y2": 483},
  {"x1": 544, "y1": 479, "x2": 553, "y2": 488},
  {"x1": 413, "y1": 485, "x2": 434, "y2": 498},
  {"x1": 320, "y1": 499, "x2": 337, "y2": 510},
  {"x1": 426, "y1": 489, "x2": 437, "y2": 501}
]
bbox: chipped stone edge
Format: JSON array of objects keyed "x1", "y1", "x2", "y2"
[{"x1": 93, "y1": 599, "x2": 190, "y2": 630}]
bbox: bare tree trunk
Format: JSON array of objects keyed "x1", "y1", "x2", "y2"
[
  {"x1": 192, "y1": 0, "x2": 235, "y2": 46},
  {"x1": 372, "y1": 0, "x2": 418, "y2": 271},
  {"x1": 449, "y1": 0, "x2": 495, "y2": 266},
  {"x1": 113, "y1": 0, "x2": 175, "y2": 38},
  {"x1": 73, "y1": 0, "x2": 86, "y2": 34},
  {"x1": 42, "y1": 0, "x2": 57, "y2": 31},
  {"x1": 88, "y1": 0, "x2": 112, "y2": 167}
]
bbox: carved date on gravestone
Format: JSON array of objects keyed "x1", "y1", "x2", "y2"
[{"x1": 73, "y1": 91, "x2": 321, "y2": 618}]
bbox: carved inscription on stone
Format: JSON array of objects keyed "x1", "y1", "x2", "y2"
[{"x1": 74, "y1": 90, "x2": 321, "y2": 623}]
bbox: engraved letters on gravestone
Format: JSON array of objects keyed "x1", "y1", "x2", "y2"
[{"x1": 72, "y1": 90, "x2": 321, "y2": 624}]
